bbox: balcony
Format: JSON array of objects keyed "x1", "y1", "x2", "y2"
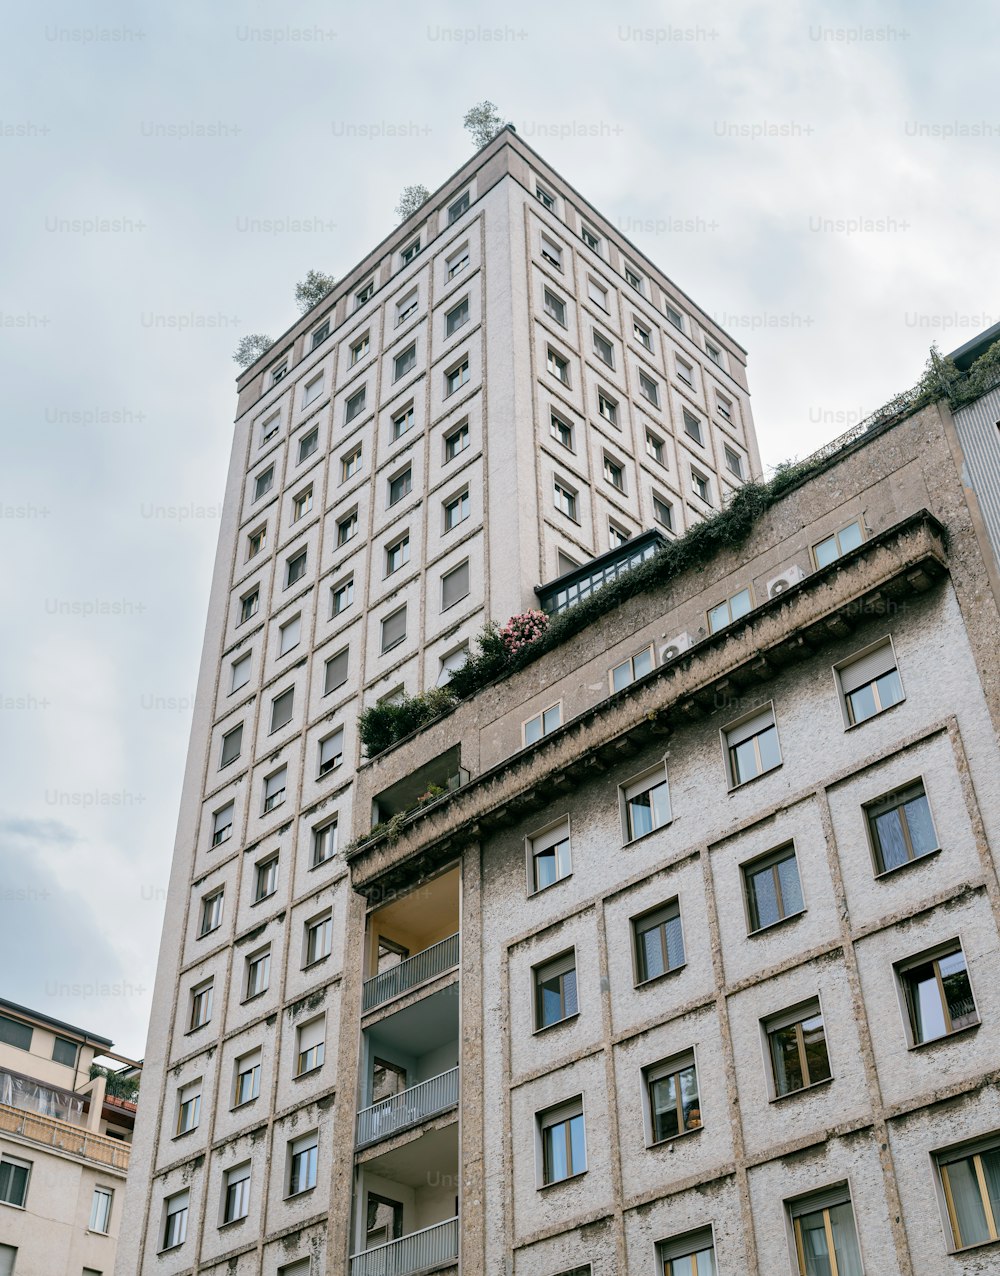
[
  {"x1": 535, "y1": 527, "x2": 667, "y2": 616},
  {"x1": 371, "y1": 746, "x2": 469, "y2": 827},
  {"x1": 363, "y1": 934, "x2": 459, "y2": 1012},
  {"x1": 363, "y1": 866, "x2": 460, "y2": 1013},
  {"x1": 356, "y1": 1066, "x2": 458, "y2": 1149},
  {"x1": 349, "y1": 1216, "x2": 458, "y2": 1276},
  {"x1": 0, "y1": 1102, "x2": 130, "y2": 1171}
]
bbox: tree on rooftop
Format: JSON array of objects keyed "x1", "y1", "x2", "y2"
[
  {"x1": 294, "y1": 269, "x2": 337, "y2": 315},
  {"x1": 463, "y1": 100, "x2": 510, "y2": 149},
  {"x1": 232, "y1": 333, "x2": 273, "y2": 369},
  {"x1": 395, "y1": 184, "x2": 430, "y2": 221}
]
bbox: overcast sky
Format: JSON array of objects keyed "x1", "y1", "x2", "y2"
[{"x1": 1, "y1": 0, "x2": 997, "y2": 1061}]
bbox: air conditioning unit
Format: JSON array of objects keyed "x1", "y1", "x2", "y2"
[
  {"x1": 766, "y1": 565, "x2": 806, "y2": 599},
  {"x1": 661, "y1": 632, "x2": 694, "y2": 662}
]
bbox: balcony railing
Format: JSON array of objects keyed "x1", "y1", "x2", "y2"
[
  {"x1": 356, "y1": 1066, "x2": 459, "y2": 1148},
  {"x1": 363, "y1": 932, "x2": 460, "y2": 1012},
  {"x1": 349, "y1": 1217, "x2": 459, "y2": 1276},
  {"x1": 0, "y1": 1101, "x2": 130, "y2": 1171}
]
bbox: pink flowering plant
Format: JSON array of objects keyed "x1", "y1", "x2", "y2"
[{"x1": 499, "y1": 609, "x2": 549, "y2": 655}]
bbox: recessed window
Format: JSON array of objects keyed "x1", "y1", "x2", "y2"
[
  {"x1": 724, "y1": 445, "x2": 743, "y2": 477},
  {"x1": 838, "y1": 640, "x2": 903, "y2": 726},
  {"x1": 254, "y1": 855, "x2": 278, "y2": 902},
  {"x1": 726, "y1": 705, "x2": 781, "y2": 787},
  {"x1": 587, "y1": 278, "x2": 608, "y2": 311},
  {"x1": 350, "y1": 334, "x2": 369, "y2": 366},
  {"x1": 682, "y1": 409, "x2": 703, "y2": 446},
  {"x1": 388, "y1": 467, "x2": 412, "y2": 506},
  {"x1": 336, "y1": 510, "x2": 358, "y2": 546},
  {"x1": 437, "y1": 642, "x2": 470, "y2": 686},
  {"x1": 658, "y1": 1227, "x2": 715, "y2": 1276},
  {"x1": 550, "y1": 413, "x2": 573, "y2": 450},
  {"x1": 664, "y1": 302, "x2": 684, "y2": 331},
  {"x1": 393, "y1": 344, "x2": 416, "y2": 381},
  {"x1": 445, "y1": 298, "x2": 470, "y2": 336},
  {"x1": 546, "y1": 348, "x2": 569, "y2": 384},
  {"x1": 448, "y1": 191, "x2": 470, "y2": 223},
  {"x1": 239, "y1": 589, "x2": 259, "y2": 625},
  {"x1": 581, "y1": 224, "x2": 601, "y2": 251},
  {"x1": 553, "y1": 480, "x2": 577, "y2": 520},
  {"x1": 332, "y1": 577, "x2": 354, "y2": 616},
  {"x1": 788, "y1": 1185, "x2": 862, "y2": 1276},
  {"x1": 230, "y1": 653, "x2": 251, "y2": 694},
  {"x1": 381, "y1": 606, "x2": 407, "y2": 653},
  {"x1": 176, "y1": 1080, "x2": 201, "y2": 1135},
  {"x1": 342, "y1": 446, "x2": 363, "y2": 481},
  {"x1": 540, "y1": 235, "x2": 562, "y2": 270},
  {"x1": 705, "y1": 340, "x2": 723, "y2": 367},
  {"x1": 444, "y1": 421, "x2": 469, "y2": 461},
  {"x1": 396, "y1": 291, "x2": 418, "y2": 325},
  {"x1": 296, "y1": 1017, "x2": 326, "y2": 1075},
  {"x1": 535, "y1": 184, "x2": 555, "y2": 210},
  {"x1": 743, "y1": 844, "x2": 803, "y2": 932},
  {"x1": 633, "y1": 900, "x2": 684, "y2": 983},
  {"x1": 297, "y1": 426, "x2": 318, "y2": 464},
  {"x1": 304, "y1": 913, "x2": 332, "y2": 965},
  {"x1": 400, "y1": 238, "x2": 420, "y2": 265},
  {"x1": 534, "y1": 951, "x2": 577, "y2": 1029},
  {"x1": 644, "y1": 430, "x2": 664, "y2": 464},
  {"x1": 543, "y1": 288, "x2": 567, "y2": 326},
  {"x1": 246, "y1": 526, "x2": 266, "y2": 560},
  {"x1": 234, "y1": 1049, "x2": 261, "y2": 1105},
  {"x1": 287, "y1": 1133, "x2": 318, "y2": 1195},
  {"x1": 593, "y1": 330, "x2": 614, "y2": 367},
  {"x1": 385, "y1": 533, "x2": 410, "y2": 575},
  {"x1": 324, "y1": 648, "x2": 349, "y2": 696},
  {"x1": 391, "y1": 406, "x2": 414, "y2": 440},
  {"x1": 441, "y1": 560, "x2": 470, "y2": 610},
  {"x1": 220, "y1": 724, "x2": 243, "y2": 768},
  {"x1": 345, "y1": 386, "x2": 367, "y2": 423},
  {"x1": 813, "y1": 520, "x2": 864, "y2": 568},
  {"x1": 633, "y1": 319, "x2": 652, "y2": 350},
  {"x1": 244, "y1": 948, "x2": 270, "y2": 1000},
  {"x1": 539, "y1": 1098, "x2": 586, "y2": 1185},
  {"x1": 189, "y1": 980, "x2": 213, "y2": 1031},
  {"x1": 676, "y1": 357, "x2": 694, "y2": 388},
  {"x1": 691, "y1": 468, "x2": 711, "y2": 503},
  {"x1": 865, "y1": 780, "x2": 938, "y2": 874},
  {"x1": 443, "y1": 490, "x2": 470, "y2": 531},
  {"x1": 653, "y1": 494, "x2": 673, "y2": 531},
  {"x1": 765, "y1": 1000, "x2": 831, "y2": 1096},
  {"x1": 302, "y1": 374, "x2": 323, "y2": 407},
  {"x1": 291, "y1": 487, "x2": 313, "y2": 523},
  {"x1": 0, "y1": 1155, "x2": 29, "y2": 1208},
  {"x1": 0, "y1": 1015, "x2": 31, "y2": 1051},
  {"x1": 598, "y1": 390, "x2": 618, "y2": 425},
  {"x1": 708, "y1": 587, "x2": 751, "y2": 633},
  {"x1": 529, "y1": 819, "x2": 571, "y2": 893},
  {"x1": 355, "y1": 280, "x2": 374, "y2": 308},
  {"x1": 222, "y1": 1163, "x2": 251, "y2": 1224},
  {"x1": 610, "y1": 645, "x2": 654, "y2": 692},
  {"x1": 52, "y1": 1035, "x2": 77, "y2": 1066},
  {"x1": 253, "y1": 467, "x2": 274, "y2": 502},
  {"x1": 603, "y1": 454, "x2": 625, "y2": 491},
  {"x1": 310, "y1": 318, "x2": 330, "y2": 350},
  {"x1": 445, "y1": 359, "x2": 469, "y2": 395},
  {"x1": 263, "y1": 766, "x2": 287, "y2": 814},
  {"x1": 211, "y1": 802, "x2": 234, "y2": 847},
  {"x1": 285, "y1": 550, "x2": 307, "y2": 588},
  {"x1": 260, "y1": 413, "x2": 280, "y2": 444},
  {"x1": 936, "y1": 1136, "x2": 1000, "y2": 1251},
  {"x1": 638, "y1": 370, "x2": 660, "y2": 406},
  {"x1": 646, "y1": 1052, "x2": 701, "y2": 1143},
  {"x1": 162, "y1": 1189, "x2": 189, "y2": 1250},
  {"x1": 199, "y1": 889, "x2": 224, "y2": 937},
  {"x1": 716, "y1": 392, "x2": 734, "y2": 422},
  {"x1": 898, "y1": 941, "x2": 978, "y2": 1045},
  {"x1": 609, "y1": 521, "x2": 630, "y2": 548},
  {"x1": 318, "y1": 729, "x2": 344, "y2": 777},
  {"x1": 523, "y1": 702, "x2": 561, "y2": 745},
  {"x1": 624, "y1": 263, "x2": 645, "y2": 293},
  {"x1": 312, "y1": 819, "x2": 338, "y2": 867},
  {"x1": 447, "y1": 246, "x2": 469, "y2": 279},
  {"x1": 278, "y1": 614, "x2": 301, "y2": 657},
  {"x1": 622, "y1": 765, "x2": 670, "y2": 841}
]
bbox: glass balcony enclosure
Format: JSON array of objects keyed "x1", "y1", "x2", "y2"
[{"x1": 535, "y1": 528, "x2": 667, "y2": 616}]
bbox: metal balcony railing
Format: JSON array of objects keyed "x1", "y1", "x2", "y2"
[
  {"x1": 356, "y1": 1067, "x2": 459, "y2": 1148},
  {"x1": 349, "y1": 1217, "x2": 459, "y2": 1276},
  {"x1": 0, "y1": 1102, "x2": 130, "y2": 1171},
  {"x1": 362, "y1": 932, "x2": 460, "y2": 1012}
]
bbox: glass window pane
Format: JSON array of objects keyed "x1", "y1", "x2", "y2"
[
  {"x1": 758, "y1": 725, "x2": 781, "y2": 772},
  {"x1": 629, "y1": 791, "x2": 654, "y2": 839},
  {"x1": 633, "y1": 648, "x2": 653, "y2": 679},
  {"x1": 535, "y1": 847, "x2": 557, "y2": 890},
  {"x1": 814, "y1": 536, "x2": 838, "y2": 568},
  {"x1": 730, "y1": 589, "x2": 751, "y2": 619},
  {"x1": 708, "y1": 602, "x2": 729, "y2": 632},
  {"x1": 732, "y1": 737, "x2": 759, "y2": 784},
  {"x1": 569, "y1": 1114, "x2": 586, "y2": 1173},
  {"x1": 651, "y1": 779, "x2": 670, "y2": 828},
  {"x1": 777, "y1": 854, "x2": 804, "y2": 916},
  {"x1": 651, "y1": 1073, "x2": 679, "y2": 1141},
  {"x1": 946, "y1": 1158, "x2": 992, "y2": 1247},
  {"x1": 612, "y1": 661, "x2": 631, "y2": 692},
  {"x1": 939, "y1": 952, "x2": 977, "y2": 1030},
  {"x1": 771, "y1": 1024, "x2": 804, "y2": 1094},
  {"x1": 873, "y1": 807, "x2": 909, "y2": 871},
  {"x1": 875, "y1": 668, "x2": 903, "y2": 709},
  {"x1": 665, "y1": 913, "x2": 685, "y2": 969},
  {"x1": 904, "y1": 793, "x2": 937, "y2": 857},
  {"x1": 801, "y1": 1015, "x2": 831, "y2": 1083},
  {"x1": 749, "y1": 864, "x2": 780, "y2": 929},
  {"x1": 679, "y1": 1065, "x2": 701, "y2": 1130},
  {"x1": 839, "y1": 522, "x2": 864, "y2": 553},
  {"x1": 798, "y1": 1210, "x2": 834, "y2": 1276},
  {"x1": 982, "y1": 1149, "x2": 1000, "y2": 1236},
  {"x1": 848, "y1": 683, "x2": 878, "y2": 723},
  {"x1": 641, "y1": 925, "x2": 665, "y2": 980}
]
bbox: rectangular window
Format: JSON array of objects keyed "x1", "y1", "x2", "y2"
[
  {"x1": 0, "y1": 1015, "x2": 30, "y2": 1051},
  {"x1": 189, "y1": 981, "x2": 213, "y2": 1030},
  {"x1": 645, "y1": 430, "x2": 664, "y2": 463},
  {"x1": 393, "y1": 344, "x2": 416, "y2": 381},
  {"x1": 658, "y1": 1228, "x2": 715, "y2": 1276},
  {"x1": 581, "y1": 224, "x2": 601, "y2": 251},
  {"x1": 263, "y1": 766, "x2": 287, "y2": 813},
  {"x1": 291, "y1": 487, "x2": 313, "y2": 523},
  {"x1": 270, "y1": 364, "x2": 288, "y2": 388},
  {"x1": 540, "y1": 235, "x2": 562, "y2": 270},
  {"x1": 245, "y1": 949, "x2": 270, "y2": 999},
  {"x1": 535, "y1": 184, "x2": 555, "y2": 210},
  {"x1": 744, "y1": 844, "x2": 804, "y2": 932},
  {"x1": 682, "y1": 409, "x2": 703, "y2": 446},
  {"x1": 676, "y1": 358, "x2": 694, "y2": 388},
  {"x1": 633, "y1": 901, "x2": 684, "y2": 983},
  {"x1": 716, "y1": 393, "x2": 734, "y2": 422},
  {"x1": 312, "y1": 819, "x2": 338, "y2": 867},
  {"x1": 646, "y1": 1052, "x2": 701, "y2": 1142},
  {"x1": 445, "y1": 298, "x2": 470, "y2": 336},
  {"x1": 261, "y1": 413, "x2": 280, "y2": 444},
  {"x1": 278, "y1": 614, "x2": 301, "y2": 656},
  {"x1": 623, "y1": 766, "x2": 671, "y2": 841},
  {"x1": 705, "y1": 340, "x2": 723, "y2": 367},
  {"x1": 305, "y1": 914, "x2": 332, "y2": 965},
  {"x1": 0, "y1": 1157, "x2": 29, "y2": 1208},
  {"x1": 255, "y1": 855, "x2": 278, "y2": 902},
  {"x1": 400, "y1": 238, "x2": 420, "y2": 265},
  {"x1": 598, "y1": 390, "x2": 618, "y2": 425},
  {"x1": 609, "y1": 521, "x2": 629, "y2": 548},
  {"x1": 52, "y1": 1036, "x2": 77, "y2": 1066},
  {"x1": 239, "y1": 589, "x2": 259, "y2": 625},
  {"x1": 162, "y1": 1190, "x2": 188, "y2": 1250},
  {"x1": 691, "y1": 468, "x2": 711, "y2": 504},
  {"x1": 332, "y1": 577, "x2": 354, "y2": 616},
  {"x1": 342, "y1": 446, "x2": 362, "y2": 481},
  {"x1": 523, "y1": 702, "x2": 561, "y2": 745},
  {"x1": 838, "y1": 640, "x2": 904, "y2": 725},
  {"x1": 724, "y1": 445, "x2": 743, "y2": 477},
  {"x1": 603, "y1": 454, "x2": 625, "y2": 491},
  {"x1": 664, "y1": 302, "x2": 684, "y2": 331},
  {"x1": 270, "y1": 687, "x2": 294, "y2": 733},
  {"x1": 220, "y1": 724, "x2": 243, "y2": 768},
  {"x1": 388, "y1": 468, "x2": 412, "y2": 505},
  {"x1": 633, "y1": 319, "x2": 653, "y2": 350},
  {"x1": 381, "y1": 606, "x2": 407, "y2": 653},
  {"x1": 350, "y1": 335, "x2": 369, "y2": 366},
  {"x1": 444, "y1": 421, "x2": 469, "y2": 460},
  {"x1": 199, "y1": 889, "x2": 224, "y2": 937},
  {"x1": 788, "y1": 1186, "x2": 863, "y2": 1276},
  {"x1": 234, "y1": 1049, "x2": 261, "y2": 1105},
  {"x1": 638, "y1": 370, "x2": 660, "y2": 406},
  {"x1": 550, "y1": 414, "x2": 573, "y2": 449},
  {"x1": 543, "y1": 288, "x2": 567, "y2": 326},
  {"x1": 898, "y1": 941, "x2": 978, "y2": 1044},
  {"x1": 385, "y1": 534, "x2": 410, "y2": 575},
  {"x1": 438, "y1": 643, "x2": 470, "y2": 686},
  {"x1": 441, "y1": 561, "x2": 470, "y2": 610},
  {"x1": 546, "y1": 348, "x2": 569, "y2": 384},
  {"x1": 534, "y1": 951, "x2": 578, "y2": 1029},
  {"x1": 593, "y1": 330, "x2": 614, "y2": 367},
  {"x1": 448, "y1": 191, "x2": 470, "y2": 223},
  {"x1": 445, "y1": 359, "x2": 469, "y2": 395},
  {"x1": 302, "y1": 374, "x2": 323, "y2": 407},
  {"x1": 540, "y1": 1099, "x2": 586, "y2": 1184},
  {"x1": 288, "y1": 1134, "x2": 318, "y2": 1195},
  {"x1": 253, "y1": 466, "x2": 273, "y2": 502},
  {"x1": 211, "y1": 802, "x2": 234, "y2": 847},
  {"x1": 708, "y1": 587, "x2": 751, "y2": 633},
  {"x1": 324, "y1": 648, "x2": 349, "y2": 695},
  {"x1": 336, "y1": 511, "x2": 357, "y2": 546},
  {"x1": 391, "y1": 406, "x2": 414, "y2": 440},
  {"x1": 937, "y1": 1137, "x2": 1000, "y2": 1251},
  {"x1": 297, "y1": 426, "x2": 318, "y2": 464},
  {"x1": 176, "y1": 1080, "x2": 201, "y2": 1135},
  {"x1": 355, "y1": 280, "x2": 374, "y2": 308},
  {"x1": 296, "y1": 1017, "x2": 326, "y2": 1075},
  {"x1": 396, "y1": 292, "x2": 418, "y2": 325},
  {"x1": 246, "y1": 526, "x2": 266, "y2": 560},
  {"x1": 624, "y1": 263, "x2": 644, "y2": 292},
  {"x1": 766, "y1": 1001, "x2": 832, "y2": 1096},
  {"x1": 865, "y1": 780, "x2": 938, "y2": 874},
  {"x1": 447, "y1": 247, "x2": 469, "y2": 279},
  {"x1": 230, "y1": 652, "x2": 251, "y2": 693},
  {"x1": 610, "y1": 645, "x2": 654, "y2": 692},
  {"x1": 285, "y1": 550, "x2": 307, "y2": 587},
  {"x1": 587, "y1": 278, "x2": 608, "y2": 310},
  {"x1": 310, "y1": 318, "x2": 329, "y2": 350},
  {"x1": 653, "y1": 494, "x2": 673, "y2": 531},
  {"x1": 345, "y1": 386, "x2": 367, "y2": 423},
  {"x1": 319, "y1": 729, "x2": 344, "y2": 777},
  {"x1": 444, "y1": 490, "x2": 470, "y2": 531},
  {"x1": 223, "y1": 1163, "x2": 250, "y2": 1224},
  {"x1": 726, "y1": 706, "x2": 781, "y2": 786},
  {"x1": 553, "y1": 480, "x2": 577, "y2": 520},
  {"x1": 529, "y1": 819, "x2": 571, "y2": 893},
  {"x1": 813, "y1": 520, "x2": 864, "y2": 568}
]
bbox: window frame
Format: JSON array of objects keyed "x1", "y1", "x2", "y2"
[
  {"x1": 444, "y1": 420, "x2": 469, "y2": 461},
  {"x1": 864, "y1": 778, "x2": 940, "y2": 876},
  {"x1": 222, "y1": 1161, "x2": 251, "y2": 1225},
  {"x1": 538, "y1": 1097, "x2": 587, "y2": 1187},
  {"x1": 445, "y1": 296, "x2": 470, "y2": 337},
  {"x1": 380, "y1": 605, "x2": 407, "y2": 654},
  {"x1": 764, "y1": 998, "x2": 832, "y2": 1099},
  {"x1": 543, "y1": 287, "x2": 567, "y2": 327},
  {"x1": 620, "y1": 763, "x2": 671, "y2": 843},
  {"x1": 312, "y1": 818, "x2": 338, "y2": 867},
  {"x1": 812, "y1": 519, "x2": 865, "y2": 569},
  {"x1": 0, "y1": 1155, "x2": 30, "y2": 1208},
  {"x1": 444, "y1": 357, "x2": 470, "y2": 396},
  {"x1": 896, "y1": 938, "x2": 979, "y2": 1047},
  {"x1": 742, "y1": 842, "x2": 805, "y2": 934},
  {"x1": 724, "y1": 703, "x2": 782, "y2": 789},
  {"x1": 835, "y1": 637, "x2": 904, "y2": 728},
  {"x1": 522, "y1": 701, "x2": 562, "y2": 746},
  {"x1": 344, "y1": 385, "x2": 367, "y2": 424},
  {"x1": 609, "y1": 644, "x2": 654, "y2": 693},
  {"x1": 644, "y1": 1050, "x2": 702, "y2": 1145},
  {"x1": 787, "y1": 1183, "x2": 863, "y2": 1276},
  {"x1": 527, "y1": 817, "x2": 572, "y2": 895},
  {"x1": 631, "y1": 899, "x2": 685, "y2": 985},
  {"x1": 254, "y1": 854, "x2": 279, "y2": 903},
  {"x1": 936, "y1": 1134, "x2": 1000, "y2": 1252},
  {"x1": 533, "y1": 948, "x2": 578, "y2": 1031},
  {"x1": 553, "y1": 479, "x2": 578, "y2": 522},
  {"x1": 707, "y1": 586, "x2": 752, "y2": 633}
]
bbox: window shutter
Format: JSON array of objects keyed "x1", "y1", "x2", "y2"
[
  {"x1": 442, "y1": 562, "x2": 470, "y2": 610},
  {"x1": 271, "y1": 688, "x2": 294, "y2": 731},
  {"x1": 320, "y1": 731, "x2": 343, "y2": 770},
  {"x1": 766, "y1": 999, "x2": 821, "y2": 1034},
  {"x1": 280, "y1": 616, "x2": 301, "y2": 654},
  {"x1": 381, "y1": 607, "x2": 407, "y2": 651},
  {"x1": 264, "y1": 769, "x2": 286, "y2": 802},
  {"x1": 659, "y1": 1227, "x2": 714, "y2": 1263},
  {"x1": 324, "y1": 649, "x2": 349, "y2": 694},
  {"x1": 298, "y1": 1017, "x2": 325, "y2": 1051},
  {"x1": 727, "y1": 707, "x2": 775, "y2": 748},
  {"x1": 788, "y1": 1183, "x2": 852, "y2": 1217},
  {"x1": 532, "y1": 820, "x2": 570, "y2": 855},
  {"x1": 839, "y1": 641, "x2": 897, "y2": 694}
]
